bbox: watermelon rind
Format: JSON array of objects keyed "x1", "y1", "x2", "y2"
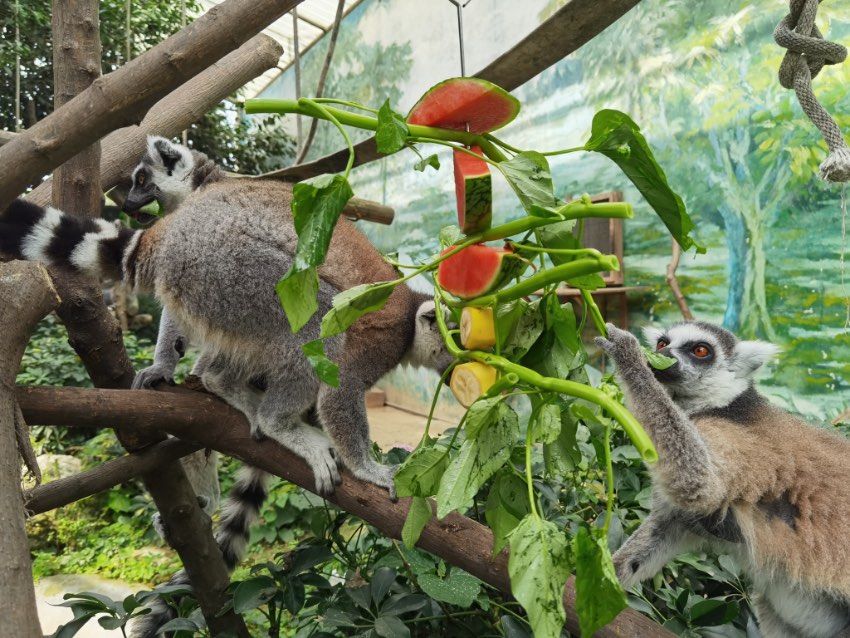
[
  {"x1": 454, "y1": 147, "x2": 492, "y2": 234},
  {"x1": 436, "y1": 244, "x2": 528, "y2": 300},
  {"x1": 407, "y1": 77, "x2": 521, "y2": 134}
]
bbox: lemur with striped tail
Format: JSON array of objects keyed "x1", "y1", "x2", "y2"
[
  {"x1": 597, "y1": 322, "x2": 850, "y2": 638},
  {"x1": 0, "y1": 137, "x2": 453, "y2": 637}
]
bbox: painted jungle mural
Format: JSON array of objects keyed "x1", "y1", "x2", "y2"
[{"x1": 259, "y1": 0, "x2": 850, "y2": 421}]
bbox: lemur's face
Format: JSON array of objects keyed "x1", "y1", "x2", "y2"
[
  {"x1": 408, "y1": 301, "x2": 456, "y2": 377},
  {"x1": 642, "y1": 322, "x2": 779, "y2": 405},
  {"x1": 122, "y1": 137, "x2": 195, "y2": 222}
]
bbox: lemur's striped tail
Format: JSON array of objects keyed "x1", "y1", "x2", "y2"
[
  {"x1": 130, "y1": 466, "x2": 270, "y2": 638},
  {"x1": 0, "y1": 198, "x2": 141, "y2": 282}
]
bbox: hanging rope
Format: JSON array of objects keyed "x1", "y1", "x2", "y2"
[{"x1": 775, "y1": 0, "x2": 850, "y2": 182}]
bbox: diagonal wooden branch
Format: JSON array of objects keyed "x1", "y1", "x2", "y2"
[
  {"x1": 17, "y1": 384, "x2": 674, "y2": 638},
  {"x1": 27, "y1": 33, "x2": 284, "y2": 207},
  {"x1": 0, "y1": 0, "x2": 304, "y2": 209},
  {"x1": 261, "y1": 0, "x2": 642, "y2": 182},
  {"x1": 0, "y1": 263, "x2": 60, "y2": 638}
]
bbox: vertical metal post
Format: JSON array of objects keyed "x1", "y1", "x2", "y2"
[
  {"x1": 14, "y1": 0, "x2": 20, "y2": 131},
  {"x1": 293, "y1": 7, "x2": 302, "y2": 152},
  {"x1": 181, "y1": 0, "x2": 188, "y2": 146},
  {"x1": 447, "y1": 0, "x2": 471, "y2": 77},
  {"x1": 125, "y1": 0, "x2": 132, "y2": 63}
]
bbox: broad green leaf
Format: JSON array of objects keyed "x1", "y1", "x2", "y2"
[
  {"x1": 568, "y1": 272, "x2": 605, "y2": 291},
  {"x1": 543, "y1": 402, "x2": 581, "y2": 475},
  {"x1": 320, "y1": 608, "x2": 359, "y2": 628},
  {"x1": 414, "y1": 153, "x2": 440, "y2": 172},
  {"x1": 320, "y1": 282, "x2": 396, "y2": 338},
  {"x1": 436, "y1": 408, "x2": 519, "y2": 518},
  {"x1": 500, "y1": 300, "x2": 544, "y2": 360},
  {"x1": 508, "y1": 515, "x2": 572, "y2": 638},
  {"x1": 498, "y1": 151, "x2": 557, "y2": 213},
  {"x1": 402, "y1": 496, "x2": 432, "y2": 548},
  {"x1": 282, "y1": 577, "x2": 306, "y2": 614},
  {"x1": 584, "y1": 110, "x2": 705, "y2": 254},
  {"x1": 291, "y1": 173, "x2": 354, "y2": 270},
  {"x1": 689, "y1": 598, "x2": 739, "y2": 626},
  {"x1": 417, "y1": 571, "x2": 482, "y2": 608},
  {"x1": 642, "y1": 346, "x2": 676, "y2": 370},
  {"x1": 465, "y1": 396, "x2": 516, "y2": 440},
  {"x1": 394, "y1": 444, "x2": 450, "y2": 498},
  {"x1": 494, "y1": 300, "x2": 524, "y2": 350},
  {"x1": 277, "y1": 266, "x2": 319, "y2": 333},
  {"x1": 381, "y1": 593, "x2": 428, "y2": 616},
  {"x1": 97, "y1": 616, "x2": 127, "y2": 631},
  {"x1": 376, "y1": 100, "x2": 409, "y2": 155},
  {"x1": 50, "y1": 613, "x2": 98, "y2": 638},
  {"x1": 501, "y1": 615, "x2": 533, "y2": 638},
  {"x1": 288, "y1": 545, "x2": 334, "y2": 575},
  {"x1": 302, "y1": 339, "x2": 339, "y2": 387},
  {"x1": 485, "y1": 473, "x2": 530, "y2": 554},
  {"x1": 371, "y1": 567, "x2": 397, "y2": 605},
  {"x1": 537, "y1": 219, "x2": 578, "y2": 264},
  {"x1": 374, "y1": 615, "x2": 411, "y2": 638},
  {"x1": 574, "y1": 526, "x2": 627, "y2": 638},
  {"x1": 522, "y1": 296, "x2": 583, "y2": 378},
  {"x1": 532, "y1": 402, "x2": 561, "y2": 444},
  {"x1": 233, "y1": 575, "x2": 278, "y2": 613},
  {"x1": 157, "y1": 617, "x2": 204, "y2": 633}
]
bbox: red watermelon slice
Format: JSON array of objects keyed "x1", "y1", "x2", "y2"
[
  {"x1": 454, "y1": 146, "x2": 492, "y2": 234},
  {"x1": 436, "y1": 244, "x2": 527, "y2": 299},
  {"x1": 407, "y1": 77, "x2": 520, "y2": 134}
]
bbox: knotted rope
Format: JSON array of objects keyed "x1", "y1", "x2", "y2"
[{"x1": 775, "y1": 0, "x2": 850, "y2": 181}]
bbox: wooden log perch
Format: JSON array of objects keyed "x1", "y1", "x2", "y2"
[
  {"x1": 18, "y1": 385, "x2": 674, "y2": 638},
  {"x1": 24, "y1": 437, "x2": 201, "y2": 516},
  {"x1": 0, "y1": 0, "x2": 304, "y2": 209},
  {"x1": 27, "y1": 34, "x2": 284, "y2": 208},
  {"x1": 0, "y1": 264, "x2": 60, "y2": 638},
  {"x1": 260, "y1": 0, "x2": 641, "y2": 182}
]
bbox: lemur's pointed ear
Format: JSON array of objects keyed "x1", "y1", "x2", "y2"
[
  {"x1": 733, "y1": 341, "x2": 781, "y2": 377},
  {"x1": 642, "y1": 326, "x2": 664, "y2": 345},
  {"x1": 146, "y1": 135, "x2": 188, "y2": 175}
]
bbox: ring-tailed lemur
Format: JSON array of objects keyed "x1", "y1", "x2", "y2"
[
  {"x1": 596, "y1": 322, "x2": 850, "y2": 638},
  {"x1": 1, "y1": 139, "x2": 454, "y2": 637}
]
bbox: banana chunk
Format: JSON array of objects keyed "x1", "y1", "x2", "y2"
[
  {"x1": 460, "y1": 307, "x2": 496, "y2": 350},
  {"x1": 450, "y1": 361, "x2": 498, "y2": 407}
]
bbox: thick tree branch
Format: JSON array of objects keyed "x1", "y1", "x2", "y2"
[
  {"x1": 28, "y1": 34, "x2": 284, "y2": 207},
  {"x1": 18, "y1": 385, "x2": 673, "y2": 638},
  {"x1": 24, "y1": 437, "x2": 201, "y2": 516},
  {"x1": 0, "y1": 264, "x2": 60, "y2": 638},
  {"x1": 0, "y1": 0, "x2": 304, "y2": 209}
]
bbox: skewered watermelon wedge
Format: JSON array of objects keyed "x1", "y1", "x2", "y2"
[
  {"x1": 436, "y1": 244, "x2": 527, "y2": 300},
  {"x1": 454, "y1": 147, "x2": 492, "y2": 234},
  {"x1": 407, "y1": 77, "x2": 520, "y2": 134}
]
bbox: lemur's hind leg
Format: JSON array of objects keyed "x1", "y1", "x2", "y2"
[
  {"x1": 252, "y1": 370, "x2": 340, "y2": 496},
  {"x1": 317, "y1": 379, "x2": 396, "y2": 499},
  {"x1": 200, "y1": 356, "x2": 263, "y2": 423}
]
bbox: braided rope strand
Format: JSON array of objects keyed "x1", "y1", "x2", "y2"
[{"x1": 775, "y1": 0, "x2": 850, "y2": 182}]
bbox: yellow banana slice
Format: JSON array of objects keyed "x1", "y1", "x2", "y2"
[
  {"x1": 460, "y1": 307, "x2": 496, "y2": 350},
  {"x1": 450, "y1": 361, "x2": 498, "y2": 407}
]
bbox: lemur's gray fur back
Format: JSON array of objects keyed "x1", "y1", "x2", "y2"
[{"x1": 597, "y1": 321, "x2": 850, "y2": 638}]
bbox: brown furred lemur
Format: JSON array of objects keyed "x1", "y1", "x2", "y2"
[{"x1": 596, "y1": 321, "x2": 850, "y2": 638}]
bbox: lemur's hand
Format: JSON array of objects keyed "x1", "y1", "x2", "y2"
[
  {"x1": 594, "y1": 323, "x2": 644, "y2": 372},
  {"x1": 132, "y1": 364, "x2": 176, "y2": 390}
]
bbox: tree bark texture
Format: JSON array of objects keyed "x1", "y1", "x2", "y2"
[
  {"x1": 51, "y1": 0, "x2": 103, "y2": 215},
  {"x1": 28, "y1": 34, "x2": 284, "y2": 207},
  {"x1": 260, "y1": 0, "x2": 642, "y2": 182},
  {"x1": 0, "y1": 0, "x2": 304, "y2": 209},
  {"x1": 18, "y1": 385, "x2": 675, "y2": 638},
  {"x1": 0, "y1": 264, "x2": 60, "y2": 638}
]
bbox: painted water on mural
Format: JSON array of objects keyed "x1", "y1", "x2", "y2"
[{"x1": 260, "y1": 0, "x2": 850, "y2": 421}]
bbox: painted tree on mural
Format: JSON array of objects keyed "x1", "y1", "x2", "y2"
[{"x1": 576, "y1": 0, "x2": 850, "y2": 341}]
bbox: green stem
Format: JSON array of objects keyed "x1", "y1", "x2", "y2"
[
  {"x1": 525, "y1": 412, "x2": 540, "y2": 520},
  {"x1": 312, "y1": 97, "x2": 379, "y2": 114},
  {"x1": 603, "y1": 420, "x2": 614, "y2": 535},
  {"x1": 296, "y1": 98, "x2": 354, "y2": 177},
  {"x1": 581, "y1": 289, "x2": 608, "y2": 337},
  {"x1": 433, "y1": 291, "x2": 657, "y2": 463},
  {"x1": 422, "y1": 360, "x2": 458, "y2": 444},
  {"x1": 460, "y1": 256, "x2": 619, "y2": 308},
  {"x1": 484, "y1": 133, "x2": 586, "y2": 157},
  {"x1": 509, "y1": 242, "x2": 602, "y2": 258}
]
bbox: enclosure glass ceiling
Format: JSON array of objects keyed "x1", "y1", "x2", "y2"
[{"x1": 196, "y1": 0, "x2": 364, "y2": 98}]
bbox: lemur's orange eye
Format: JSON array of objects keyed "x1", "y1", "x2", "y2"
[
  {"x1": 693, "y1": 344, "x2": 711, "y2": 358},
  {"x1": 656, "y1": 339, "x2": 668, "y2": 351},
  {"x1": 136, "y1": 173, "x2": 145, "y2": 186}
]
